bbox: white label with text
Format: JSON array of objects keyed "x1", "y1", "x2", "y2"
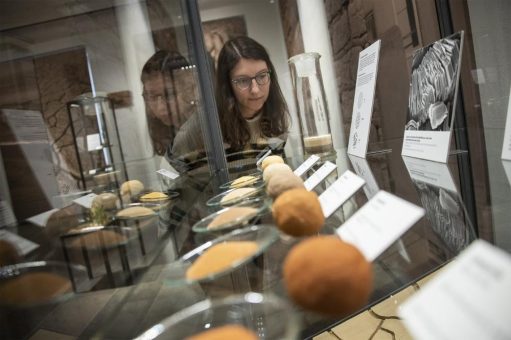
[
  {"x1": 337, "y1": 190, "x2": 424, "y2": 261},
  {"x1": 319, "y1": 170, "x2": 365, "y2": 218},
  {"x1": 157, "y1": 168, "x2": 180, "y2": 180},
  {"x1": 400, "y1": 240, "x2": 511, "y2": 340},
  {"x1": 294, "y1": 155, "x2": 320, "y2": 177},
  {"x1": 304, "y1": 161, "x2": 337, "y2": 191}
]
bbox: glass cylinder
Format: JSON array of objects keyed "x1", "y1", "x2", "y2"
[{"x1": 289, "y1": 52, "x2": 333, "y2": 156}]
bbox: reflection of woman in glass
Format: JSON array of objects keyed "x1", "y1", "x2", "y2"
[
  {"x1": 171, "y1": 36, "x2": 289, "y2": 165},
  {"x1": 141, "y1": 51, "x2": 197, "y2": 156}
]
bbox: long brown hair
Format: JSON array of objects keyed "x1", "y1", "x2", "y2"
[{"x1": 215, "y1": 36, "x2": 289, "y2": 150}]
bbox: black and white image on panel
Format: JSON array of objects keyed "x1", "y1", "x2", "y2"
[
  {"x1": 412, "y1": 180, "x2": 471, "y2": 253},
  {"x1": 405, "y1": 32, "x2": 463, "y2": 131}
]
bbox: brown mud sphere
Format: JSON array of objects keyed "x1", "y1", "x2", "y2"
[
  {"x1": 283, "y1": 236, "x2": 373, "y2": 316},
  {"x1": 0, "y1": 272, "x2": 72, "y2": 306},
  {"x1": 186, "y1": 241, "x2": 258, "y2": 280},
  {"x1": 207, "y1": 207, "x2": 258, "y2": 230},
  {"x1": 272, "y1": 188, "x2": 324, "y2": 236},
  {"x1": 188, "y1": 324, "x2": 258, "y2": 340}
]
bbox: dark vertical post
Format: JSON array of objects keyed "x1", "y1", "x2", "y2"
[{"x1": 181, "y1": 0, "x2": 229, "y2": 182}]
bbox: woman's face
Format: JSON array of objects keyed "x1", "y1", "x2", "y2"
[
  {"x1": 230, "y1": 58, "x2": 270, "y2": 119},
  {"x1": 143, "y1": 73, "x2": 172, "y2": 126},
  {"x1": 143, "y1": 70, "x2": 197, "y2": 127}
]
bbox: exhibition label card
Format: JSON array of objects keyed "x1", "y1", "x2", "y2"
[
  {"x1": 501, "y1": 86, "x2": 511, "y2": 160},
  {"x1": 0, "y1": 199, "x2": 17, "y2": 227},
  {"x1": 348, "y1": 154, "x2": 379, "y2": 199},
  {"x1": 319, "y1": 170, "x2": 365, "y2": 218},
  {"x1": 157, "y1": 168, "x2": 180, "y2": 180},
  {"x1": 503, "y1": 160, "x2": 511, "y2": 185},
  {"x1": 402, "y1": 31, "x2": 464, "y2": 163},
  {"x1": 294, "y1": 155, "x2": 320, "y2": 177},
  {"x1": 347, "y1": 40, "x2": 381, "y2": 158},
  {"x1": 73, "y1": 193, "x2": 97, "y2": 209},
  {"x1": 304, "y1": 161, "x2": 337, "y2": 191},
  {"x1": 399, "y1": 240, "x2": 511, "y2": 340},
  {"x1": 402, "y1": 156, "x2": 457, "y2": 192},
  {"x1": 337, "y1": 190, "x2": 424, "y2": 261},
  {"x1": 27, "y1": 208, "x2": 60, "y2": 228},
  {"x1": 0, "y1": 229, "x2": 39, "y2": 255},
  {"x1": 86, "y1": 133, "x2": 102, "y2": 151}
]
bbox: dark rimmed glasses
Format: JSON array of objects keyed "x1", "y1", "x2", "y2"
[{"x1": 231, "y1": 70, "x2": 271, "y2": 91}]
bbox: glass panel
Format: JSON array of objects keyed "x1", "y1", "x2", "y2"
[
  {"x1": 0, "y1": 0, "x2": 210, "y2": 218},
  {"x1": 0, "y1": 0, "x2": 508, "y2": 339},
  {"x1": 462, "y1": 0, "x2": 511, "y2": 251}
]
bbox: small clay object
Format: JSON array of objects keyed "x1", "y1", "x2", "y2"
[
  {"x1": 272, "y1": 188, "x2": 324, "y2": 236},
  {"x1": 230, "y1": 176, "x2": 258, "y2": 189},
  {"x1": 0, "y1": 272, "x2": 72, "y2": 306},
  {"x1": 91, "y1": 193, "x2": 118, "y2": 210},
  {"x1": 220, "y1": 188, "x2": 257, "y2": 205},
  {"x1": 283, "y1": 235, "x2": 373, "y2": 316},
  {"x1": 116, "y1": 206, "x2": 155, "y2": 218},
  {"x1": 261, "y1": 155, "x2": 284, "y2": 171},
  {"x1": 262, "y1": 163, "x2": 292, "y2": 183},
  {"x1": 188, "y1": 324, "x2": 258, "y2": 340},
  {"x1": 207, "y1": 207, "x2": 258, "y2": 230},
  {"x1": 266, "y1": 172, "x2": 305, "y2": 199},
  {"x1": 120, "y1": 180, "x2": 144, "y2": 198},
  {"x1": 186, "y1": 241, "x2": 258, "y2": 280}
]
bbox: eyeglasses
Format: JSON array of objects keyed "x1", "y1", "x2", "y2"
[
  {"x1": 142, "y1": 93, "x2": 166, "y2": 103},
  {"x1": 231, "y1": 70, "x2": 271, "y2": 91}
]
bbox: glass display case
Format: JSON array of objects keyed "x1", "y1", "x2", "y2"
[
  {"x1": 67, "y1": 95, "x2": 127, "y2": 191},
  {"x1": 0, "y1": 0, "x2": 510, "y2": 339}
]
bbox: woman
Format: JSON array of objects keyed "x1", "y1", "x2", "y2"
[
  {"x1": 141, "y1": 50, "x2": 197, "y2": 156},
  {"x1": 216, "y1": 36, "x2": 289, "y2": 151},
  {"x1": 171, "y1": 36, "x2": 289, "y2": 164}
]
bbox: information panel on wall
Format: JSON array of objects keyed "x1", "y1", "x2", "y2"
[
  {"x1": 401, "y1": 31, "x2": 464, "y2": 163},
  {"x1": 347, "y1": 40, "x2": 381, "y2": 158},
  {"x1": 501, "y1": 86, "x2": 511, "y2": 160}
]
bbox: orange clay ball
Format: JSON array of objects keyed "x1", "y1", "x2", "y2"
[
  {"x1": 272, "y1": 188, "x2": 324, "y2": 236},
  {"x1": 283, "y1": 235, "x2": 373, "y2": 316},
  {"x1": 188, "y1": 324, "x2": 258, "y2": 340}
]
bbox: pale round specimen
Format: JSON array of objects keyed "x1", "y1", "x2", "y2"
[
  {"x1": 266, "y1": 172, "x2": 305, "y2": 199},
  {"x1": 262, "y1": 163, "x2": 293, "y2": 183}
]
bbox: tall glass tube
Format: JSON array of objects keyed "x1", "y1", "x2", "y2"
[{"x1": 289, "y1": 52, "x2": 334, "y2": 157}]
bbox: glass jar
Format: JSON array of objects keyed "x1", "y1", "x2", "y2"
[{"x1": 289, "y1": 52, "x2": 334, "y2": 157}]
